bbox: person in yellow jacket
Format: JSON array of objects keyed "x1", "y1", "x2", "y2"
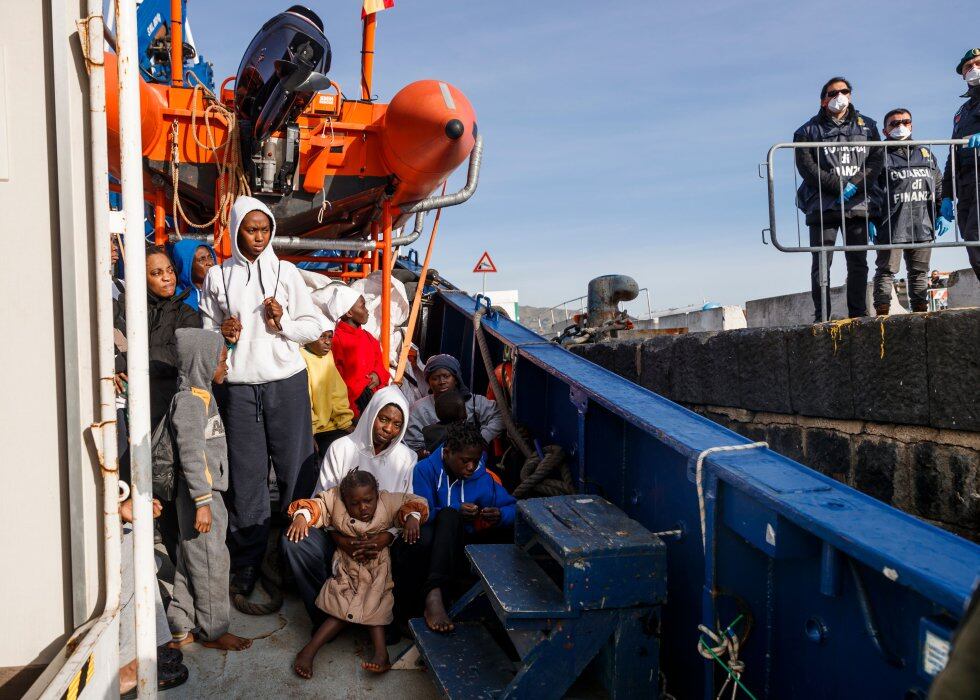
[{"x1": 301, "y1": 317, "x2": 354, "y2": 456}]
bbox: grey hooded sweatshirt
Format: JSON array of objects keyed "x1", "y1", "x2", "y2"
[{"x1": 172, "y1": 328, "x2": 229, "y2": 507}]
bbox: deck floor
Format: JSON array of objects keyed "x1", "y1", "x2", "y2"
[{"x1": 162, "y1": 593, "x2": 440, "y2": 699}]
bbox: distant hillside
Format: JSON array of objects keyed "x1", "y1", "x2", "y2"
[{"x1": 518, "y1": 305, "x2": 560, "y2": 334}]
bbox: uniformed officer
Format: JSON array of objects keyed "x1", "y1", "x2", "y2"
[
  {"x1": 870, "y1": 109, "x2": 942, "y2": 315},
  {"x1": 939, "y1": 48, "x2": 980, "y2": 282},
  {"x1": 794, "y1": 77, "x2": 883, "y2": 322}
]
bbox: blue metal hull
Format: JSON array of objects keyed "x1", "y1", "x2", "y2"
[{"x1": 416, "y1": 277, "x2": 980, "y2": 699}]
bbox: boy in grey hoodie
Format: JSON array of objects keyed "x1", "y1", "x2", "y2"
[{"x1": 167, "y1": 329, "x2": 251, "y2": 651}]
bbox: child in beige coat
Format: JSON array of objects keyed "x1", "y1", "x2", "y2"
[{"x1": 286, "y1": 469, "x2": 428, "y2": 678}]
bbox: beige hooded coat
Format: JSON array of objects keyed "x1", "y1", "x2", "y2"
[{"x1": 288, "y1": 487, "x2": 428, "y2": 626}]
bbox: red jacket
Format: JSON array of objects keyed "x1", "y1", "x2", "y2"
[{"x1": 331, "y1": 321, "x2": 390, "y2": 416}]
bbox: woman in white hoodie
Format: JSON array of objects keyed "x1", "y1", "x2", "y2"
[
  {"x1": 281, "y1": 385, "x2": 417, "y2": 628},
  {"x1": 200, "y1": 196, "x2": 327, "y2": 595}
]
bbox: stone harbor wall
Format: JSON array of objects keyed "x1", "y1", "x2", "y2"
[
  {"x1": 744, "y1": 267, "x2": 979, "y2": 328},
  {"x1": 569, "y1": 309, "x2": 980, "y2": 539}
]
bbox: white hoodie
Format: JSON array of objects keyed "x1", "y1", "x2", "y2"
[
  {"x1": 316, "y1": 385, "x2": 417, "y2": 496},
  {"x1": 200, "y1": 197, "x2": 327, "y2": 384}
]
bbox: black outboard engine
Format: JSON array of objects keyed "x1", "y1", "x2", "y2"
[{"x1": 235, "y1": 6, "x2": 331, "y2": 194}]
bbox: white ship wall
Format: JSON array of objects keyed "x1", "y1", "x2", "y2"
[{"x1": 0, "y1": 0, "x2": 103, "y2": 673}]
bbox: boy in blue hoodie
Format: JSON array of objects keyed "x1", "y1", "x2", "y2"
[{"x1": 411, "y1": 421, "x2": 516, "y2": 633}]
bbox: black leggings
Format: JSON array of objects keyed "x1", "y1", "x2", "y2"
[{"x1": 394, "y1": 508, "x2": 512, "y2": 618}]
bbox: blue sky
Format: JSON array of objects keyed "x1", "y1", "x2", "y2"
[{"x1": 188, "y1": 0, "x2": 979, "y2": 311}]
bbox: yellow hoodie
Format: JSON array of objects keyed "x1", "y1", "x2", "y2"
[{"x1": 301, "y1": 348, "x2": 354, "y2": 434}]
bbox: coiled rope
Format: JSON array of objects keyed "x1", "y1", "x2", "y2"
[
  {"x1": 231, "y1": 533, "x2": 284, "y2": 616},
  {"x1": 168, "y1": 81, "x2": 251, "y2": 243},
  {"x1": 472, "y1": 306, "x2": 573, "y2": 498}
]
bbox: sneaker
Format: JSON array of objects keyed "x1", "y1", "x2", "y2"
[{"x1": 230, "y1": 566, "x2": 258, "y2": 596}]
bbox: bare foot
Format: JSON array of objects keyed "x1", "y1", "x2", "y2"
[
  {"x1": 294, "y1": 647, "x2": 317, "y2": 679},
  {"x1": 424, "y1": 588, "x2": 454, "y2": 633},
  {"x1": 118, "y1": 658, "x2": 137, "y2": 695},
  {"x1": 202, "y1": 633, "x2": 252, "y2": 651},
  {"x1": 361, "y1": 651, "x2": 391, "y2": 674},
  {"x1": 169, "y1": 633, "x2": 195, "y2": 649}
]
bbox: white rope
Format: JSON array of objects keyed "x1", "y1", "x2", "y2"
[
  {"x1": 695, "y1": 442, "x2": 768, "y2": 551},
  {"x1": 698, "y1": 622, "x2": 746, "y2": 700}
]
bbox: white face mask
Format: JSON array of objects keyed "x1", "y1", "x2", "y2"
[
  {"x1": 966, "y1": 66, "x2": 980, "y2": 87},
  {"x1": 826, "y1": 93, "x2": 850, "y2": 113},
  {"x1": 888, "y1": 125, "x2": 911, "y2": 140}
]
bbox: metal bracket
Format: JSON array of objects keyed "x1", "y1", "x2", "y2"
[
  {"x1": 569, "y1": 385, "x2": 589, "y2": 414},
  {"x1": 761, "y1": 228, "x2": 770, "y2": 245},
  {"x1": 473, "y1": 294, "x2": 497, "y2": 321}
]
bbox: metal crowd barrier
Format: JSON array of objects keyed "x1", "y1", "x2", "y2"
[{"x1": 763, "y1": 139, "x2": 979, "y2": 321}]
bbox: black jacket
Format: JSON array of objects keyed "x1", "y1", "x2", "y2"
[
  {"x1": 794, "y1": 106, "x2": 883, "y2": 225},
  {"x1": 113, "y1": 288, "x2": 203, "y2": 426},
  {"x1": 941, "y1": 85, "x2": 980, "y2": 208},
  {"x1": 870, "y1": 143, "x2": 943, "y2": 244}
]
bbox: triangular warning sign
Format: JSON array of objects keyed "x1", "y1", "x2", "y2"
[{"x1": 473, "y1": 251, "x2": 497, "y2": 273}]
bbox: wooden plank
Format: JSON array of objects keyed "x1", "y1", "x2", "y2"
[
  {"x1": 409, "y1": 619, "x2": 515, "y2": 699},
  {"x1": 465, "y1": 544, "x2": 575, "y2": 622}
]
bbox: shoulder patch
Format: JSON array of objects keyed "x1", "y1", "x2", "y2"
[
  {"x1": 205, "y1": 413, "x2": 225, "y2": 440},
  {"x1": 921, "y1": 147, "x2": 930, "y2": 159},
  {"x1": 857, "y1": 116, "x2": 865, "y2": 127}
]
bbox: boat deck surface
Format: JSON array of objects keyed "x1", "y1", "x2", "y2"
[{"x1": 161, "y1": 593, "x2": 439, "y2": 699}]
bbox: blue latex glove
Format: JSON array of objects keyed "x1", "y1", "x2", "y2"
[
  {"x1": 969, "y1": 133, "x2": 980, "y2": 149},
  {"x1": 940, "y1": 197, "x2": 956, "y2": 221},
  {"x1": 935, "y1": 217, "x2": 951, "y2": 237},
  {"x1": 842, "y1": 182, "x2": 858, "y2": 201},
  {"x1": 867, "y1": 221, "x2": 877, "y2": 243}
]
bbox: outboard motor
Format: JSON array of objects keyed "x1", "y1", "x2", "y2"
[{"x1": 235, "y1": 6, "x2": 332, "y2": 194}]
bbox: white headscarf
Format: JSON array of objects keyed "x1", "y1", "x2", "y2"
[{"x1": 323, "y1": 284, "x2": 362, "y2": 323}]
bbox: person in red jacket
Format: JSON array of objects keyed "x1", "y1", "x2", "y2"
[{"x1": 325, "y1": 285, "x2": 390, "y2": 416}]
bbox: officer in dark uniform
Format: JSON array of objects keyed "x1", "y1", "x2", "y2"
[
  {"x1": 869, "y1": 108, "x2": 942, "y2": 315},
  {"x1": 795, "y1": 77, "x2": 883, "y2": 322},
  {"x1": 940, "y1": 48, "x2": 980, "y2": 283}
]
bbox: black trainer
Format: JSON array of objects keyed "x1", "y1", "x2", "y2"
[{"x1": 230, "y1": 566, "x2": 258, "y2": 596}]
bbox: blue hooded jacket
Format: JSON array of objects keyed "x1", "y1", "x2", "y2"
[
  {"x1": 170, "y1": 239, "x2": 216, "y2": 312},
  {"x1": 412, "y1": 446, "x2": 516, "y2": 529}
]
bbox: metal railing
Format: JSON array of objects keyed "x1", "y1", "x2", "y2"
[{"x1": 763, "y1": 139, "x2": 980, "y2": 321}]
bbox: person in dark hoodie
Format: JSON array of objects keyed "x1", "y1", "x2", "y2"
[
  {"x1": 410, "y1": 421, "x2": 516, "y2": 633},
  {"x1": 170, "y1": 239, "x2": 216, "y2": 313},
  {"x1": 113, "y1": 244, "x2": 202, "y2": 429},
  {"x1": 166, "y1": 328, "x2": 251, "y2": 652},
  {"x1": 421, "y1": 390, "x2": 467, "y2": 455},
  {"x1": 794, "y1": 76, "x2": 883, "y2": 321},
  {"x1": 403, "y1": 354, "x2": 503, "y2": 457},
  {"x1": 199, "y1": 196, "x2": 327, "y2": 595}
]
